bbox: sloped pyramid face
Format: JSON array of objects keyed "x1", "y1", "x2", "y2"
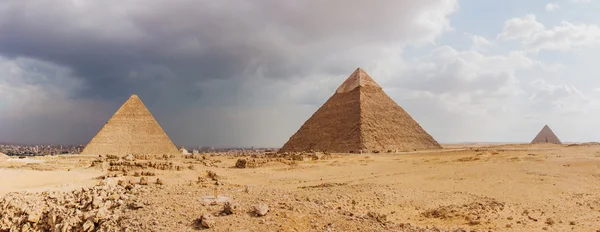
[
  {"x1": 531, "y1": 125, "x2": 562, "y2": 144},
  {"x1": 81, "y1": 95, "x2": 180, "y2": 156},
  {"x1": 279, "y1": 68, "x2": 442, "y2": 153}
]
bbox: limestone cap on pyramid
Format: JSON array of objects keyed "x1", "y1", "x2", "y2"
[{"x1": 335, "y1": 67, "x2": 381, "y2": 93}]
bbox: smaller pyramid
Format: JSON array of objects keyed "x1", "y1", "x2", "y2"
[
  {"x1": 81, "y1": 95, "x2": 180, "y2": 156},
  {"x1": 531, "y1": 125, "x2": 562, "y2": 144}
]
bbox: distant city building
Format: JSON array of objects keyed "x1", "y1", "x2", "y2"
[
  {"x1": 0, "y1": 144, "x2": 84, "y2": 156},
  {"x1": 179, "y1": 146, "x2": 190, "y2": 154}
]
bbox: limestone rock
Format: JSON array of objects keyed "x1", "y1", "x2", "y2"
[
  {"x1": 139, "y1": 177, "x2": 148, "y2": 185},
  {"x1": 253, "y1": 203, "x2": 269, "y2": 217},
  {"x1": 82, "y1": 220, "x2": 95, "y2": 232},
  {"x1": 200, "y1": 214, "x2": 215, "y2": 228},
  {"x1": 222, "y1": 202, "x2": 239, "y2": 215},
  {"x1": 124, "y1": 154, "x2": 135, "y2": 161},
  {"x1": 235, "y1": 159, "x2": 247, "y2": 168}
]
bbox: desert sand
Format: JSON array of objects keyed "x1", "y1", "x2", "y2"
[{"x1": 1, "y1": 144, "x2": 600, "y2": 231}]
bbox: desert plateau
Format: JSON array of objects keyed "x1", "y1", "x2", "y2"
[{"x1": 1, "y1": 143, "x2": 600, "y2": 232}]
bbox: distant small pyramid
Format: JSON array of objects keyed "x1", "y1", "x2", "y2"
[
  {"x1": 81, "y1": 95, "x2": 180, "y2": 156},
  {"x1": 531, "y1": 125, "x2": 562, "y2": 144},
  {"x1": 279, "y1": 68, "x2": 441, "y2": 153}
]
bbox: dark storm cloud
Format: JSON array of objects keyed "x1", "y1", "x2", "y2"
[
  {"x1": 0, "y1": 0, "x2": 458, "y2": 146},
  {"x1": 0, "y1": 0, "x2": 455, "y2": 101}
]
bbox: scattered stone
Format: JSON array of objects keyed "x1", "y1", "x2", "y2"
[
  {"x1": 569, "y1": 221, "x2": 577, "y2": 225},
  {"x1": 234, "y1": 158, "x2": 268, "y2": 168},
  {"x1": 130, "y1": 201, "x2": 145, "y2": 210},
  {"x1": 207, "y1": 171, "x2": 219, "y2": 181},
  {"x1": 27, "y1": 212, "x2": 41, "y2": 223},
  {"x1": 222, "y1": 202, "x2": 239, "y2": 215},
  {"x1": 124, "y1": 154, "x2": 134, "y2": 161},
  {"x1": 235, "y1": 158, "x2": 247, "y2": 168},
  {"x1": 139, "y1": 177, "x2": 148, "y2": 185},
  {"x1": 469, "y1": 219, "x2": 481, "y2": 225},
  {"x1": 95, "y1": 206, "x2": 110, "y2": 223},
  {"x1": 156, "y1": 178, "x2": 164, "y2": 185},
  {"x1": 254, "y1": 203, "x2": 270, "y2": 216},
  {"x1": 109, "y1": 193, "x2": 120, "y2": 201},
  {"x1": 367, "y1": 212, "x2": 387, "y2": 223},
  {"x1": 546, "y1": 218, "x2": 555, "y2": 226},
  {"x1": 82, "y1": 220, "x2": 95, "y2": 232},
  {"x1": 200, "y1": 214, "x2": 215, "y2": 228}
]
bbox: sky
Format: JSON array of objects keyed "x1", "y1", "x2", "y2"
[{"x1": 1, "y1": 0, "x2": 600, "y2": 147}]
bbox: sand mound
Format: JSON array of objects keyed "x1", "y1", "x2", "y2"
[
  {"x1": 567, "y1": 142, "x2": 600, "y2": 147},
  {"x1": 0, "y1": 153, "x2": 9, "y2": 161}
]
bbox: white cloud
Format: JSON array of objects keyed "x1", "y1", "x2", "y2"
[
  {"x1": 383, "y1": 46, "x2": 542, "y2": 118},
  {"x1": 470, "y1": 35, "x2": 495, "y2": 52},
  {"x1": 545, "y1": 2, "x2": 560, "y2": 12},
  {"x1": 528, "y1": 22, "x2": 600, "y2": 52},
  {"x1": 499, "y1": 15, "x2": 600, "y2": 52},
  {"x1": 570, "y1": 0, "x2": 591, "y2": 3},
  {"x1": 497, "y1": 14, "x2": 545, "y2": 40},
  {"x1": 530, "y1": 79, "x2": 589, "y2": 110}
]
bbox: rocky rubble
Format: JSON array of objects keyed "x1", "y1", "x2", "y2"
[
  {"x1": 421, "y1": 197, "x2": 506, "y2": 226},
  {"x1": 0, "y1": 184, "x2": 150, "y2": 231},
  {"x1": 235, "y1": 158, "x2": 269, "y2": 168},
  {"x1": 233, "y1": 152, "x2": 336, "y2": 169}
]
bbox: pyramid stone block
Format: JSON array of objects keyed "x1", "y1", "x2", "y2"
[
  {"x1": 279, "y1": 68, "x2": 441, "y2": 153},
  {"x1": 81, "y1": 95, "x2": 180, "y2": 156}
]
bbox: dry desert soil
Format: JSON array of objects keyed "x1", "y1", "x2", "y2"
[{"x1": 1, "y1": 143, "x2": 600, "y2": 232}]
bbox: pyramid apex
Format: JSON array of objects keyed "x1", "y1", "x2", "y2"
[
  {"x1": 542, "y1": 125, "x2": 552, "y2": 130},
  {"x1": 130, "y1": 94, "x2": 139, "y2": 98},
  {"x1": 336, "y1": 68, "x2": 381, "y2": 93}
]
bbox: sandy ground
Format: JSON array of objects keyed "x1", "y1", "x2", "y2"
[
  {"x1": 0, "y1": 168, "x2": 102, "y2": 197},
  {"x1": 1, "y1": 144, "x2": 600, "y2": 231},
  {"x1": 0, "y1": 156, "x2": 103, "y2": 196}
]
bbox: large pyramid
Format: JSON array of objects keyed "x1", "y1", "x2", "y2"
[
  {"x1": 279, "y1": 68, "x2": 442, "y2": 153},
  {"x1": 531, "y1": 125, "x2": 562, "y2": 144},
  {"x1": 81, "y1": 95, "x2": 180, "y2": 156}
]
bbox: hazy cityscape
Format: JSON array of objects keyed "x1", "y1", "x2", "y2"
[{"x1": 0, "y1": 143, "x2": 275, "y2": 156}]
